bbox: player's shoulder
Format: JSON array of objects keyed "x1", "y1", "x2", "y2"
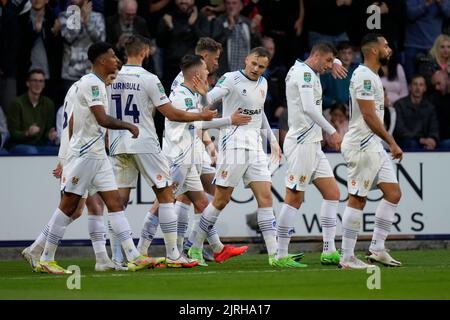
[
  {"x1": 217, "y1": 71, "x2": 238, "y2": 85},
  {"x1": 352, "y1": 65, "x2": 377, "y2": 80},
  {"x1": 78, "y1": 73, "x2": 105, "y2": 93}
]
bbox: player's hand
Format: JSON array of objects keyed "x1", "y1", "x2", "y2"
[
  {"x1": 331, "y1": 62, "x2": 348, "y2": 79},
  {"x1": 192, "y1": 74, "x2": 209, "y2": 96},
  {"x1": 389, "y1": 142, "x2": 403, "y2": 161},
  {"x1": 330, "y1": 131, "x2": 342, "y2": 152},
  {"x1": 26, "y1": 124, "x2": 40, "y2": 137},
  {"x1": 230, "y1": 108, "x2": 251, "y2": 125},
  {"x1": 188, "y1": 6, "x2": 198, "y2": 25},
  {"x1": 127, "y1": 123, "x2": 139, "y2": 138},
  {"x1": 163, "y1": 14, "x2": 174, "y2": 29},
  {"x1": 199, "y1": 106, "x2": 217, "y2": 121},
  {"x1": 53, "y1": 161, "x2": 63, "y2": 179},
  {"x1": 270, "y1": 139, "x2": 282, "y2": 162},
  {"x1": 205, "y1": 141, "x2": 217, "y2": 167}
]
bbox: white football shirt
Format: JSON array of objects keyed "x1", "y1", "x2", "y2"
[
  {"x1": 163, "y1": 84, "x2": 202, "y2": 163},
  {"x1": 284, "y1": 60, "x2": 324, "y2": 146},
  {"x1": 68, "y1": 73, "x2": 108, "y2": 159},
  {"x1": 208, "y1": 70, "x2": 267, "y2": 151},
  {"x1": 342, "y1": 64, "x2": 384, "y2": 152},
  {"x1": 108, "y1": 65, "x2": 170, "y2": 155},
  {"x1": 171, "y1": 71, "x2": 184, "y2": 92},
  {"x1": 58, "y1": 80, "x2": 79, "y2": 160}
]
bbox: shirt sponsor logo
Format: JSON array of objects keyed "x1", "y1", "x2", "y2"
[{"x1": 241, "y1": 108, "x2": 261, "y2": 115}]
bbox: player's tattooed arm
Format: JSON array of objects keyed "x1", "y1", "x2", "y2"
[{"x1": 90, "y1": 105, "x2": 139, "y2": 138}]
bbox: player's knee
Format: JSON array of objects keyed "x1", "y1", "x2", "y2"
[
  {"x1": 348, "y1": 194, "x2": 366, "y2": 210},
  {"x1": 324, "y1": 188, "x2": 340, "y2": 201},
  {"x1": 257, "y1": 193, "x2": 272, "y2": 208},
  {"x1": 194, "y1": 198, "x2": 209, "y2": 213},
  {"x1": 213, "y1": 197, "x2": 229, "y2": 210},
  {"x1": 387, "y1": 188, "x2": 402, "y2": 204}
]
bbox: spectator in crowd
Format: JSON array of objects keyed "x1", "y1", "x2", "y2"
[
  {"x1": 0, "y1": 0, "x2": 19, "y2": 114},
  {"x1": 380, "y1": 47, "x2": 408, "y2": 106},
  {"x1": 199, "y1": 0, "x2": 225, "y2": 20},
  {"x1": 106, "y1": 0, "x2": 157, "y2": 72},
  {"x1": 59, "y1": 0, "x2": 106, "y2": 96},
  {"x1": 321, "y1": 41, "x2": 357, "y2": 109},
  {"x1": 417, "y1": 34, "x2": 450, "y2": 87},
  {"x1": 304, "y1": 0, "x2": 352, "y2": 50},
  {"x1": 0, "y1": 105, "x2": 9, "y2": 154},
  {"x1": 6, "y1": 69, "x2": 58, "y2": 155},
  {"x1": 430, "y1": 70, "x2": 450, "y2": 148},
  {"x1": 403, "y1": 0, "x2": 450, "y2": 80},
  {"x1": 322, "y1": 102, "x2": 348, "y2": 151},
  {"x1": 156, "y1": 0, "x2": 210, "y2": 90},
  {"x1": 261, "y1": 36, "x2": 287, "y2": 126},
  {"x1": 394, "y1": 74, "x2": 439, "y2": 150},
  {"x1": 259, "y1": 0, "x2": 304, "y2": 67},
  {"x1": 106, "y1": 0, "x2": 150, "y2": 47},
  {"x1": 17, "y1": 0, "x2": 63, "y2": 106},
  {"x1": 211, "y1": 0, "x2": 261, "y2": 76}
]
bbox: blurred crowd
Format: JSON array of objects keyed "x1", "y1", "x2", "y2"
[{"x1": 0, "y1": 0, "x2": 449, "y2": 155}]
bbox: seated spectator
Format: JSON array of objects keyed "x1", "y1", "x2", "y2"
[
  {"x1": 380, "y1": 48, "x2": 408, "y2": 105},
  {"x1": 393, "y1": 74, "x2": 439, "y2": 150},
  {"x1": 322, "y1": 103, "x2": 348, "y2": 151},
  {"x1": 321, "y1": 41, "x2": 357, "y2": 109},
  {"x1": 0, "y1": 106, "x2": 9, "y2": 155},
  {"x1": 429, "y1": 70, "x2": 450, "y2": 149},
  {"x1": 417, "y1": 34, "x2": 450, "y2": 87},
  {"x1": 261, "y1": 36, "x2": 287, "y2": 126},
  {"x1": 6, "y1": 69, "x2": 58, "y2": 155}
]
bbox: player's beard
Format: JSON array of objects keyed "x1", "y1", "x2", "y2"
[{"x1": 379, "y1": 54, "x2": 390, "y2": 66}]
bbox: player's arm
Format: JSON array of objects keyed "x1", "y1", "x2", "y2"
[
  {"x1": 196, "y1": 108, "x2": 251, "y2": 129},
  {"x1": 358, "y1": 99, "x2": 403, "y2": 160},
  {"x1": 90, "y1": 105, "x2": 139, "y2": 138},
  {"x1": 158, "y1": 103, "x2": 216, "y2": 122},
  {"x1": 299, "y1": 78, "x2": 342, "y2": 151}
]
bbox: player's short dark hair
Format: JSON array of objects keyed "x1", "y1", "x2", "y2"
[
  {"x1": 124, "y1": 35, "x2": 152, "y2": 57},
  {"x1": 180, "y1": 54, "x2": 204, "y2": 73},
  {"x1": 248, "y1": 47, "x2": 271, "y2": 62},
  {"x1": 337, "y1": 41, "x2": 353, "y2": 52},
  {"x1": 195, "y1": 37, "x2": 222, "y2": 54},
  {"x1": 361, "y1": 33, "x2": 384, "y2": 48},
  {"x1": 311, "y1": 42, "x2": 337, "y2": 56},
  {"x1": 27, "y1": 68, "x2": 45, "y2": 80},
  {"x1": 87, "y1": 42, "x2": 114, "y2": 63}
]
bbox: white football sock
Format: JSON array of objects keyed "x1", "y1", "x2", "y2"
[
  {"x1": 370, "y1": 199, "x2": 397, "y2": 252},
  {"x1": 108, "y1": 211, "x2": 140, "y2": 261},
  {"x1": 276, "y1": 204, "x2": 297, "y2": 259},
  {"x1": 193, "y1": 203, "x2": 221, "y2": 249},
  {"x1": 88, "y1": 215, "x2": 109, "y2": 263},
  {"x1": 320, "y1": 200, "x2": 338, "y2": 253},
  {"x1": 341, "y1": 206, "x2": 362, "y2": 261},
  {"x1": 159, "y1": 203, "x2": 180, "y2": 260},
  {"x1": 137, "y1": 209, "x2": 159, "y2": 255},
  {"x1": 175, "y1": 201, "x2": 190, "y2": 253},
  {"x1": 40, "y1": 208, "x2": 72, "y2": 262},
  {"x1": 257, "y1": 207, "x2": 278, "y2": 256}
]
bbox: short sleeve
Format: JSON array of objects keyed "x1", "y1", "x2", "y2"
[
  {"x1": 215, "y1": 73, "x2": 233, "y2": 92},
  {"x1": 143, "y1": 75, "x2": 170, "y2": 107},
  {"x1": 81, "y1": 78, "x2": 107, "y2": 108},
  {"x1": 354, "y1": 72, "x2": 375, "y2": 100}
]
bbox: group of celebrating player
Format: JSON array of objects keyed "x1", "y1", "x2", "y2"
[{"x1": 21, "y1": 32, "x2": 403, "y2": 275}]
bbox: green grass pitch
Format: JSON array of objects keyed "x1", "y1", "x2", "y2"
[{"x1": 1, "y1": 249, "x2": 449, "y2": 299}]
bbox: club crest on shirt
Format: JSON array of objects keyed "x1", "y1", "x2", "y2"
[
  {"x1": 304, "y1": 72, "x2": 311, "y2": 83},
  {"x1": 242, "y1": 89, "x2": 247, "y2": 96},
  {"x1": 72, "y1": 176, "x2": 79, "y2": 185},
  {"x1": 91, "y1": 86, "x2": 99, "y2": 98},
  {"x1": 364, "y1": 80, "x2": 372, "y2": 91},
  {"x1": 184, "y1": 98, "x2": 193, "y2": 109}
]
